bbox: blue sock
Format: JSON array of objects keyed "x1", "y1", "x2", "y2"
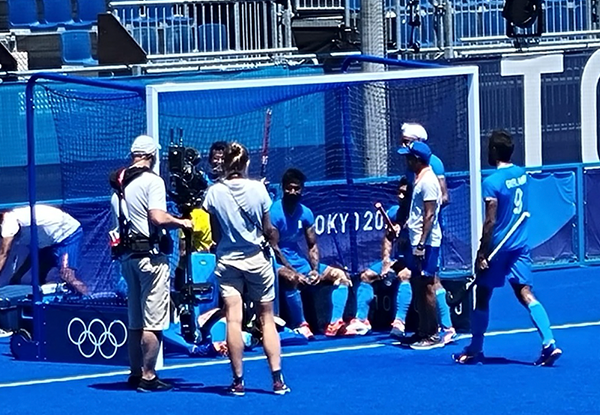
[
  {"x1": 528, "y1": 300, "x2": 554, "y2": 346},
  {"x1": 330, "y1": 284, "x2": 349, "y2": 323},
  {"x1": 284, "y1": 289, "x2": 305, "y2": 328},
  {"x1": 356, "y1": 282, "x2": 374, "y2": 321},
  {"x1": 395, "y1": 281, "x2": 412, "y2": 322},
  {"x1": 469, "y1": 308, "x2": 489, "y2": 353},
  {"x1": 435, "y1": 288, "x2": 453, "y2": 329}
]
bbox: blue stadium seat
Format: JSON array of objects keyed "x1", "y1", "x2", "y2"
[
  {"x1": 7, "y1": 0, "x2": 58, "y2": 31},
  {"x1": 198, "y1": 23, "x2": 228, "y2": 52},
  {"x1": 61, "y1": 30, "x2": 98, "y2": 66},
  {"x1": 42, "y1": 0, "x2": 78, "y2": 27},
  {"x1": 73, "y1": 0, "x2": 107, "y2": 26}
]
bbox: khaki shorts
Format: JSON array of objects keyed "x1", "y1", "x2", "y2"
[
  {"x1": 215, "y1": 250, "x2": 275, "y2": 303},
  {"x1": 122, "y1": 255, "x2": 170, "y2": 331}
]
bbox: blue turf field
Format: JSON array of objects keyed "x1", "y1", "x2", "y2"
[{"x1": 1, "y1": 267, "x2": 599, "y2": 415}]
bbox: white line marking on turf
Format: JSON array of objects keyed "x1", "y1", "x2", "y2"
[
  {"x1": 1, "y1": 320, "x2": 598, "y2": 389},
  {"x1": 0, "y1": 343, "x2": 384, "y2": 389}
]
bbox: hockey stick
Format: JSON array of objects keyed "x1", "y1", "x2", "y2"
[
  {"x1": 260, "y1": 108, "x2": 272, "y2": 180},
  {"x1": 446, "y1": 211, "x2": 531, "y2": 306}
]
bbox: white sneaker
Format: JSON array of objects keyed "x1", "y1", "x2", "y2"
[{"x1": 346, "y1": 319, "x2": 371, "y2": 336}]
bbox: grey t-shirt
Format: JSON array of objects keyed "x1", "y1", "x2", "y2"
[
  {"x1": 202, "y1": 178, "x2": 272, "y2": 260},
  {"x1": 110, "y1": 171, "x2": 167, "y2": 238}
]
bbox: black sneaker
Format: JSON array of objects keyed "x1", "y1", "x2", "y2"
[
  {"x1": 127, "y1": 374, "x2": 142, "y2": 390},
  {"x1": 534, "y1": 342, "x2": 562, "y2": 367},
  {"x1": 273, "y1": 380, "x2": 291, "y2": 395},
  {"x1": 453, "y1": 349, "x2": 485, "y2": 365},
  {"x1": 228, "y1": 380, "x2": 245, "y2": 397},
  {"x1": 136, "y1": 377, "x2": 173, "y2": 393},
  {"x1": 410, "y1": 334, "x2": 445, "y2": 350}
]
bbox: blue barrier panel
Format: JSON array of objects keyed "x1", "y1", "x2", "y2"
[{"x1": 584, "y1": 168, "x2": 600, "y2": 259}]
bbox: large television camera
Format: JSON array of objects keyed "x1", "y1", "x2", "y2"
[
  {"x1": 167, "y1": 128, "x2": 209, "y2": 216},
  {"x1": 167, "y1": 128, "x2": 212, "y2": 343}
]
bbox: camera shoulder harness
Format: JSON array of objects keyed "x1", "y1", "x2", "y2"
[{"x1": 109, "y1": 166, "x2": 156, "y2": 255}]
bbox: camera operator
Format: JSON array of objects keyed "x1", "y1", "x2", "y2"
[
  {"x1": 110, "y1": 135, "x2": 192, "y2": 393},
  {"x1": 202, "y1": 142, "x2": 290, "y2": 396}
]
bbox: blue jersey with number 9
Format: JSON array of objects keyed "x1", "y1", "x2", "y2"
[{"x1": 482, "y1": 164, "x2": 528, "y2": 252}]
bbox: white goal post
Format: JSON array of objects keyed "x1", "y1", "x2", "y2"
[{"x1": 144, "y1": 66, "x2": 482, "y2": 273}]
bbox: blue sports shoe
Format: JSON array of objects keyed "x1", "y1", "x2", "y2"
[
  {"x1": 452, "y1": 348, "x2": 485, "y2": 365},
  {"x1": 534, "y1": 342, "x2": 562, "y2": 367}
]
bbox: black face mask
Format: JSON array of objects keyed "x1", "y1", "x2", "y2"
[{"x1": 283, "y1": 193, "x2": 301, "y2": 205}]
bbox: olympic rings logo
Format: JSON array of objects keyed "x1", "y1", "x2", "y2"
[{"x1": 67, "y1": 318, "x2": 128, "y2": 360}]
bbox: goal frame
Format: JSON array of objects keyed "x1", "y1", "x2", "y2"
[{"x1": 145, "y1": 66, "x2": 483, "y2": 273}]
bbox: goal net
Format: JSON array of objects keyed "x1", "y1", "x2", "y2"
[{"x1": 32, "y1": 67, "x2": 480, "y2": 295}]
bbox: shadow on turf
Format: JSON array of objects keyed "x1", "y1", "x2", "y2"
[{"x1": 89, "y1": 379, "x2": 275, "y2": 395}]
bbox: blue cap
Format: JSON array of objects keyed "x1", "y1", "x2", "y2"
[{"x1": 397, "y1": 141, "x2": 432, "y2": 163}]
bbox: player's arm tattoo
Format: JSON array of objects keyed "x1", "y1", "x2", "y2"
[
  {"x1": 478, "y1": 198, "x2": 498, "y2": 259},
  {"x1": 304, "y1": 226, "x2": 320, "y2": 272},
  {"x1": 438, "y1": 176, "x2": 450, "y2": 206},
  {"x1": 419, "y1": 200, "x2": 436, "y2": 245},
  {"x1": 0, "y1": 236, "x2": 14, "y2": 274}
]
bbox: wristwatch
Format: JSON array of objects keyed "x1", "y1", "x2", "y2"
[{"x1": 416, "y1": 243, "x2": 425, "y2": 251}]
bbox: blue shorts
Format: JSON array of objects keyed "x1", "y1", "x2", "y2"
[
  {"x1": 274, "y1": 253, "x2": 328, "y2": 276},
  {"x1": 46, "y1": 227, "x2": 83, "y2": 270},
  {"x1": 367, "y1": 258, "x2": 406, "y2": 275},
  {"x1": 405, "y1": 246, "x2": 440, "y2": 277},
  {"x1": 478, "y1": 247, "x2": 533, "y2": 289}
]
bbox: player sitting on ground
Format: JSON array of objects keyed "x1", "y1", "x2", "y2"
[
  {"x1": 391, "y1": 123, "x2": 456, "y2": 343},
  {"x1": 271, "y1": 168, "x2": 353, "y2": 339},
  {"x1": 453, "y1": 130, "x2": 562, "y2": 366},
  {"x1": 346, "y1": 178, "x2": 411, "y2": 336}
]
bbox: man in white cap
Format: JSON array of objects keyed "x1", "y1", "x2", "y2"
[
  {"x1": 390, "y1": 123, "x2": 456, "y2": 345},
  {"x1": 110, "y1": 134, "x2": 192, "y2": 392}
]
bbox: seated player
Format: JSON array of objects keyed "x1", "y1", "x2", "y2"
[
  {"x1": 271, "y1": 168, "x2": 353, "y2": 339},
  {"x1": 398, "y1": 122, "x2": 456, "y2": 344},
  {"x1": 0, "y1": 204, "x2": 89, "y2": 295},
  {"x1": 346, "y1": 178, "x2": 411, "y2": 335},
  {"x1": 453, "y1": 130, "x2": 562, "y2": 366}
]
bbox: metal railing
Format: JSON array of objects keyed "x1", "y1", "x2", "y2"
[{"x1": 109, "y1": 0, "x2": 295, "y2": 60}]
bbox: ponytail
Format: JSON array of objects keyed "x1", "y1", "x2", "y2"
[{"x1": 223, "y1": 142, "x2": 249, "y2": 178}]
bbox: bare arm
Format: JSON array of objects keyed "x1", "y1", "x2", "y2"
[
  {"x1": 438, "y1": 176, "x2": 450, "y2": 206},
  {"x1": 264, "y1": 218, "x2": 296, "y2": 271},
  {"x1": 304, "y1": 226, "x2": 320, "y2": 272},
  {"x1": 0, "y1": 236, "x2": 14, "y2": 274},
  {"x1": 419, "y1": 200, "x2": 436, "y2": 245},
  {"x1": 149, "y1": 209, "x2": 191, "y2": 229},
  {"x1": 477, "y1": 198, "x2": 498, "y2": 269}
]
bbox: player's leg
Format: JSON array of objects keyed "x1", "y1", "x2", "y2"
[
  {"x1": 508, "y1": 249, "x2": 562, "y2": 366},
  {"x1": 392, "y1": 263, "x2": 412, "y2": 338},
  {"x1": 121, "y1": 258, "x2": 144, "y2": 389},
  {"x1": 433, "y1": 277, "x2": 456, "y2": 344},
  {"x1": 410, "y1": 246, "x2": 444, "y2": 350},
  {"x1": 321, "y1": 265, "x2": 352, "y2": 336},
  {"x1": 278, "y1": 264, "x2": 312, "y2": 338},
  {"x1": 453, "y1": 284, "x2": 493, "y2": 364},
  {"x1": 346, "y1": 266, "x2": 378, "y2": 335},
  {"x1": 55, "y1": 229, "x2": 89, "y2": 295}
]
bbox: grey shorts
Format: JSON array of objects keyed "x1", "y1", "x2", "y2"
[
  {"x1": 215, "y1": 250, "x2": 275, "y2": 303},
  {"x1": 121, "y1": 254, "x2": 170, "y2": 331}
]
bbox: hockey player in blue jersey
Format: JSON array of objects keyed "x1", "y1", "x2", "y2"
[
  {"x1": 453, "y1": 130, "x2": 562, "y2": 366},
  {"x1": 271, "y1": 168, "x2": 353, "y2": 339}
]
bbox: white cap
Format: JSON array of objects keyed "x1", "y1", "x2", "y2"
[
  {"x1": 401, "y1": 123, "x2": 428, "y2": 141},
  {"x1": 130, "y1": 135, "x2": 160, "y2": 155}
]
